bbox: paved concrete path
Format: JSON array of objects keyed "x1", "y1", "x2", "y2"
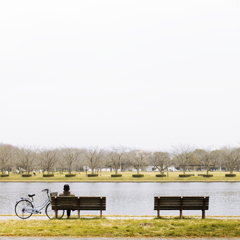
[{"x1": 0, "y1": 216, "x2": 156, "y2": 220}]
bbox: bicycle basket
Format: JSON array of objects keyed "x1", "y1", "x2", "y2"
[{"x1": 50, "y1": 192, "x2": 58, "y2": 197}]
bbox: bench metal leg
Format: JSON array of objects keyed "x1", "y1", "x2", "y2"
[
  {"x1": 55, "y1": 210, "x2": 58, "y2": 218},
  {"x1": 100, "y1": 197, "x2": 103, "y2": 218},
  {"x1": 202, "y1": 209, "x2": 205, "y2": 219},
  {"x1": 180, "y1": 210, "x2": 182, "y2": 219},
  {"x1": 180, "y1": 197, "x2": 183, "y2": 219},
  {"x1": 54, "y1": 197, "x2": 58, "y2": 218}
]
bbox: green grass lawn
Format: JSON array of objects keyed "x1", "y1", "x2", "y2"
[
  {"x1": 1, "y1": 171, "x2": 240, "y2": 182},
  {"x1": 1, "y1": 218, "x2": 240, "y2": 237}
]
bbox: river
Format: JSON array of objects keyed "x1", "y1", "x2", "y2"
[{"x1": 1, "y1": 182, "x2": 240, "y2": 216}]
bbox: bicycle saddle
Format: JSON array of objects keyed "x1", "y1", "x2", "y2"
[{"x1": 28, "y1": 194, "x2": 35, "y2": 197}]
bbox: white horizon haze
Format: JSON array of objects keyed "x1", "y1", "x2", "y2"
[{"x1": 0, "y1": 0, "x2": 240, "y2": 151}]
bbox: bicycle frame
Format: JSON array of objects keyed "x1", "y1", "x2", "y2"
[
  {"x1": 18, "y1": 189, "x2": 51, "y2": 214},
  {"x1": 25, "y1": 198, "x2": 50, "y2": 214}
]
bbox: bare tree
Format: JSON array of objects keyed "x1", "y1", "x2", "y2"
[
  {"x1": 193, "y1": 148, "x2": 216, "y2": 174},
  {"x1": 108, "y1": 146, "x2": 127, "y2": 174},
  {"x1": 172, "y1": 144, "x2": 194, "y2": 174},
  {"x1": 222, "y1": 146, "x2": 240, "y2": 174},
  {"x1": 0, "y1": 144, "x2": 12, "y2": 173},
  {"x1": 16, "y1": 146, "x2": 37, "y2": 174},
  {"x1": 74, "y1": 149, "x2": 85, "y2": 172},
  {"x1": 38, "y1": 148, "x2": 58, "y2": 174},
  {"x1": 128, "y1": 149, "x2": 149, "y2": 174},
  {"x1": 84, "y1": 147, "x2": 104, "y2": 174},
  {"x1": 60, "y1": 147, "x2": 81, "y2": 174},
  {"x1": 54, "y1": 149, "x2": 66, "y2": 174},
  {"x1": 211, "y1": 149, "x2": 224, "y2": 171},
  {"x1": 150, "y1": 151, "x2": 171, "y2": 174}
]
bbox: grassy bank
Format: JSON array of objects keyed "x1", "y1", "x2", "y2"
[
  {"x1": 1, "y1": 218, "x2": 240, "y2": 237},
  {"x1": 1, "y1": 171, "x2": 240, "y2": 182}
]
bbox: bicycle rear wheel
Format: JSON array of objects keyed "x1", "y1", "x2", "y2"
[
  {"x1": 15, "y1": 199, "x2": 33, "y2": 219},
  {"x1": 45, "y1": 203, "x2": 64, "y2": 219}
]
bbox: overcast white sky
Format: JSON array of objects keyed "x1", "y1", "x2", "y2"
[{"x1": 0, "y1": 0, "x2": 240, "y2": 151}]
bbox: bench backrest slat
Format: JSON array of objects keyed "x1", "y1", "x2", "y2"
[
  {"x1": 154, "y1": 196, "x2": 209, "y2": 210},
  {"x1": 51, "y1": 196, "x2": 106, "y2": 211}
]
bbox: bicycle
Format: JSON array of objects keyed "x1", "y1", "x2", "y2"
[{"x1": 15, "y1": 188, "x2": 65, "y2": 219}]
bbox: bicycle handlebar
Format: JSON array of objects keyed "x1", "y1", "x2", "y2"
[{"x1": 42, "y1": 189, "x2": 49, "y2": 193}]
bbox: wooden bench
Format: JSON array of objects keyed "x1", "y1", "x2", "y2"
[
  {"x1": 154, "y1": 196, "x2": 209, "y2": 219},
  {"x1": 51, "y1": 196, "x2": 106, "y2": 218}
]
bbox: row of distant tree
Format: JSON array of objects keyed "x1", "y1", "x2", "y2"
[{"x1": 0, "y1": 143, "x2": 240, "y2": 175}]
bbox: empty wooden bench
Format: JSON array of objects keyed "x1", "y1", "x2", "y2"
[
  {"x1": 51, "y1": 196, "x2": 106, "y2": 218},
  {"x1": 154, "y1": 196, "x2": 209, "y2": 219}
]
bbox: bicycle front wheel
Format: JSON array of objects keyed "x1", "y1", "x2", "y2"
[
  {"x1": 45, "y1": 203, "x2": 64, "y2": 219},
  {"x1": 15, "y1": 200, "x2": 33, "y2": 219}
]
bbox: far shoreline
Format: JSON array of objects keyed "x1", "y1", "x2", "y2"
[
  {"x1": 1, "y1": 180, "x2": 240, "y2": 183},
  {"x1": 1, "y1": 171, "x2": 240, "y2": 183}
]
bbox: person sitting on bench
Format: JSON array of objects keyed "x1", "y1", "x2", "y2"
[{"x1": 59, "y1": 184, "x2": 75, "y2": 218}]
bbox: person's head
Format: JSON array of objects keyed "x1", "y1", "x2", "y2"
[{"x1": 63, "y1": 184, "x2": 70, "y2": 192}]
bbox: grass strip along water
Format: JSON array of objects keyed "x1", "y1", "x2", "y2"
[{"x1": 1, "y1": 218, "x2": 240, "y2": 237}]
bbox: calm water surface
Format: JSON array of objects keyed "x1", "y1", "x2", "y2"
[{"x1": 1, "y1": 182, "x2": 240, "y2": 216}]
